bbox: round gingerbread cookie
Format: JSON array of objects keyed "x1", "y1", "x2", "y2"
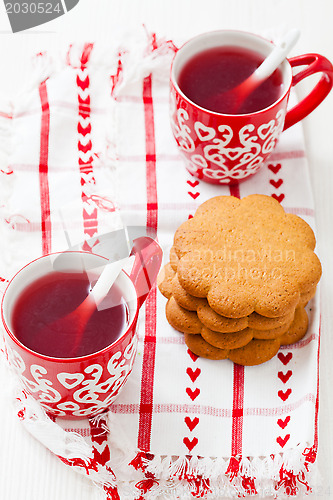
[
  {"x1": 166, "y1": 294, "x2": 302, "y2": 344},
  {"x1": 183, "y1": 307, "x2": 309, "y2": 365},
  {"x1": 252, "y1": 319, "x2": 293, "y2": 339},
  {"x1": 184, "y1": 332, "x2": 229, "y2": 360},
  {"x1": 201, "y1": 325, "x2": 253, "y2": 349},
  {"x1": 197, "y1": 302, "x2": 248, "y2": 332},
  {"x1": 159, "y1": 262, "x2": 304, "y2": 331},
  {"x1": 247, "y1": 308, "x2": 295, "y2": 330},
  {"x1": 279, "y1": 307, "x2": 308, "y2": 345},
  {"x1": 197, "y1": 301, "x2": 293, "y2": 333},
  {"x1": 166, "y1": 296, "x2": 202, "y2": 334},
  {"x1": 169, "y1": 245, "x2": 179, "y2": 272},
  {"x1": 169, "y1": 257, "x2": 305, "y2": 321},
  {"x1": 157, "y1": 263, "x2": 175, "y2": 299},
  {"x1": 172, "y1": 273, "x2": 206, "y2": 311},
  {"x1": 299, "y1": 287, "x2": 316, "y2": 307},
  {"x1": 228, "y1": 338, "x2": 281, "y2": 366},
  {"x1": 173, "y1": 195, "x2": 321, "y2": 318}
]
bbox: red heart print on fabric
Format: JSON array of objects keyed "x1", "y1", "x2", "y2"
[
  {"x1": 183, "y1": 436, "x2": 199, "y2": 452},
  {"x1": 276, "y1": 434, "x2": 290, "y2": 448},
  {"x1": 77, "y1": 74, "x2": 89, "y2": 91},
  {"x1": 188, "y1": 191, "x2": 200, "y2": 200},
  {"x1": 78, "y1": 122, "x2": 92, "y2": 136},
  {"x1": 186, "y1": 367, "x2": 201, "y2": 383},
  {"x1": 187, "y1": 349, "x2": 199, "y2": 362},
  {"x1": 278, "y1": 370, "x2": 292, "y2": 384},
  {"x1": 269, "y1": 179, "x2": 283, "y2": 189},
  {"x1": 271, "y1": 193, "x2": 285, "y2": 203},
  {"x1": 277, "y1": 416, "x2": 291, "y2": 429},
  {"x1": 186, "y1": 387, "x2": 200, "y2": 401},
  {"x1": 78, "y1": 140, "x2": 93, "y2": 154},
  {"x1": 184, "y1": 417, "x2": 199, "y2": 432},
  {"x1": 78, "y1": 95, "x2": 90, "y2": 107},
  {"x1": 187, "y1": 180, "x2": 199, "y2": 188},
  {"x1": 93, "y1": 447, "x2": 111, "y2": 466},
  {"x1": 268, "y1": 163, "x2": 282, "y2": 174},
  {"x1": 278, "y1": 388, "x2": 292, "y2": 402},
  {"x1": 278, "y1": 352, "x2": 293, "y2": 365},
  {"x1": 78, "y1": 133, "x2": 92, "y2": 147}
]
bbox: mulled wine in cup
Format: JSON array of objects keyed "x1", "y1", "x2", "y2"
[
  {"x1": 170, "y1": 30, "x2": 333, "y2": 184},
  {"x1": 1, "y1": 237, "x2": 162, "y2": 419}
]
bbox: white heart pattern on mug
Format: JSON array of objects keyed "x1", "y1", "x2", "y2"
[
  {"x1": 57, "y1": 372, "x2": 85, "y2": 389},
  {"x1": 194, "y1": 122, "x2": 216, "y2": 141},
  {"x1": 3, "y1": 331, "x2": 138, "y2": 418},
  {"x1": 177, "y1": 110, "x2": 286, "y2": 181}
]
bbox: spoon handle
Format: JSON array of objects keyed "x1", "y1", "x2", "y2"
[
  {"x1": 129, "y1": 237, "x2": 163, "y2": 309},
  {"x1": 90, "y1": 258, "x2": 128, "y2": 305},
  {"x1": 253, "y1": 29, "x2": 300, "y2": 82}
]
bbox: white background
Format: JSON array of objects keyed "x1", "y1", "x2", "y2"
[{"x1": 0, "y1": 1, "x2": 332, "y2": 499}]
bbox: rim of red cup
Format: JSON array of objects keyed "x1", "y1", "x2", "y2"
[
  {"x1": 170, "y1": 29, "x2": 293, "y2": 118},
  {"x1": 1, "y1": 251, "x2": 140, "y2": 364}
]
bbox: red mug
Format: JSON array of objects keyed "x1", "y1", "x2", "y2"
[
  {"x1": 1, "y1": 237, "x2": 163, "y2": 419},
  {"x1": 170, "y1": 30, "x2": 333, "y2": 184}
]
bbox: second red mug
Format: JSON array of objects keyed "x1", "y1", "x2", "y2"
[
  {"x1": 1, "y1": 237, "x2": 163, "y2": 419},
  {"x1": 170, "y1": 30, "x2": 333, "y2": 184}
]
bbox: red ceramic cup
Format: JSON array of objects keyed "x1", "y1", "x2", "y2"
[
  {"x1": 170, "y1": 30, "x2": 333, "y2": 184},
  {"x1": 1, "y1": 237, "x2": 162, "y2": 419}
]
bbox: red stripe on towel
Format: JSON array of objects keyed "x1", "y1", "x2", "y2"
[
  {"x1": 89, "y1": 416, "x2": 111, "y2": 466},
  {"x1": 138, "y1": 75, "x2": 158, "y2": 452},
  {"x1": 108, "y1": 391, "x2": 316, "y2": 417},
  {"x1": 143, "y1": 75, "x2": 158, "y2": 237},
  {"x1": 229, "y1": 182, "x2": 244, "y2": 457},
  {"x1": 38, "y1": 81, "x2": 51, "y2": 255},
  {"x1": 314, "y1": 316, "x2": 321, "y2": 448},
  {"x1": 77, "y1": 44, "x2": 98, "y2": 250},
  {"x1": 231, "y1": 363, "x2": 245, "y2": 456}
]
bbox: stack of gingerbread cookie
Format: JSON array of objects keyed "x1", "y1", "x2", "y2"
[{"x1": 158, "y1": 195, "x2": 322, "y2": 365}]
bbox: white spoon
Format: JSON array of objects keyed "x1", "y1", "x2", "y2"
[
  {"x1": 48, "y1": 257, "x2": 129, "y2": 354},
  {"x1": 39, "y1": 237, "x2": 163, "y2": 356},
  {"x1": 226, "y1": 29, "x2": 300, "y2": 113}
]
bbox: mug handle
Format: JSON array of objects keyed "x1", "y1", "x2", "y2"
[
  {"x1": 129, "y1": 236, "x2": 163, "y2": 309},
  {"x1": 283, "y1": 53, "x2": 333, "y2": 130}
]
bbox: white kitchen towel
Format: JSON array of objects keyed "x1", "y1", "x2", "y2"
[{"x1": 0, "y1": 30, "x2": 321, "y2": 499}]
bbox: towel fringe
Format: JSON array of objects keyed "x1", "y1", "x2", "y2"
[
  {"x1": 10, "y1": 380, "x2": 317, "y2": 500},
  {"x1": 13, "y1": 390, "x2": 120, "y2": 497},
  {"x1": 113, "y1": 447, "x2": 317, "y2": 498}
]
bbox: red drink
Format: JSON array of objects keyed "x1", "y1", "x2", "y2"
[
  {"x1": 11, "y1": 271, "x2": 128, "y2": 358},
  {"x1": 178, "y1": 46, "x2": 284, "y2": 114}
]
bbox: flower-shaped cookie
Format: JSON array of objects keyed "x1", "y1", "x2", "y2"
[{"x1": 173, "y1": 195, "x2": 321, "y2": 318}]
